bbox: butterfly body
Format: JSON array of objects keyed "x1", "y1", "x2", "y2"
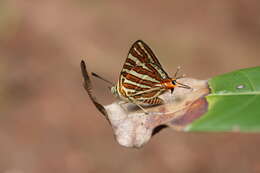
[{"x1": 110, "y1": 40, "x2": 190, "y2": 107}]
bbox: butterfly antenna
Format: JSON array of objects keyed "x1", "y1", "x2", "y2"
[
  {"x1": 174, "y1": 66, "x2": 181, "y2": 78},
  {"x1": 91, "y1": 72, "x2": 114, "y2": 86},
  {"x1": 176, "y1": 74, "x2": 186, "y2": 79}
]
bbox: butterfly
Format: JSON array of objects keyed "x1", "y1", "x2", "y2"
[{"x1": 92, "y1": 40, "x2": 191, "y2": 112}]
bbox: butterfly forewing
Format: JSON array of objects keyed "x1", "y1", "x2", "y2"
[{"x1": 117, "y1": 40, "x2": 170, "y2": 104}]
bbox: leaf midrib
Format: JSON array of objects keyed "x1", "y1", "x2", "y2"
[{"x1": 209, "y1": 91, "x2": 260, "y2": 96}]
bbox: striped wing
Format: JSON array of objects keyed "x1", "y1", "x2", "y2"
[
  {"x1": 121, "y1": 40, "x2": 169, "y2": 79},
  {"x1": 118, "y1": 40, "x2": 169, "y2": 103}
]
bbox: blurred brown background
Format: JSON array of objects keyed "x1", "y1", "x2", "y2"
[{"x1": 1, "y1": 0, "x2": 260, "y2": 173}]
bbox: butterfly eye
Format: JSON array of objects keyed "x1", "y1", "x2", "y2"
[{"x1": 172, "y1": 80, "x2": 176, "y2": 85}]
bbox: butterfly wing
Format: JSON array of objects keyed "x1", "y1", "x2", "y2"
[
  {"x1": 119, "y1": 40, "x2": 169, "y2": 103},
  {"x1": 120, "y1": 40, "x2": 169, "y2": 80}
]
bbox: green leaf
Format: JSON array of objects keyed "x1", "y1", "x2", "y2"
[{"x1": 186, "y1": 66, "x2": 260, "y2": 132}]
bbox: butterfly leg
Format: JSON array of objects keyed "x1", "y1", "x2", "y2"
[
  {"x1": 126, "y1": 97, "x2": 148, "y2": 114},
  {"x1": 118, "y1": 101, "x2": 133, "y2": 112},
  {"x1": 131, "y1": 99, "x2": 148, "y2": 113},
  {"x1": 129, "y1": 97, "x2": 165, "y2": 114},
  {"x1": 118, "y1": 100, "x2": 148, "y2": 113}
]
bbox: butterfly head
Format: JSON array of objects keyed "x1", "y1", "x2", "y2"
[{"x1": 162, "y1": 78, "x2": 191, "y2": 93}]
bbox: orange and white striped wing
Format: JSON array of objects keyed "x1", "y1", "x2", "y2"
[
  {"x1": 118, "y1": 40, "x2": 169, "y2": 104},
  {"x1": 121, "y1": 40, "x2": 169, "y2": 79}
]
